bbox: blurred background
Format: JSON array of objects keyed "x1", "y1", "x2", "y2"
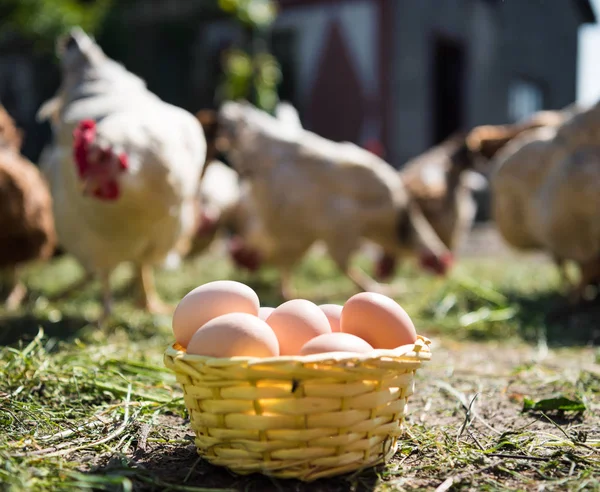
[{"x1": 0, "y1": 0, "x2": 597, "y2": 204}]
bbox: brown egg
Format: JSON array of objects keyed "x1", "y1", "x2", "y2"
[
  {"x1": 172, "y1": 280, "x2": 260, "y2": 348},
  {"x1": 265, "y1": 299, "x2": 331, "y2": 355},
  {"x1": 299, "y1": 332, "x2": 374, "y2": 356},
  {"x1": 187, "y1": 313, "x2": 279, "y2": 358},
  {"x1": 340, "y1": 292, "x2": 417, "y2": 349},
  {"x1": 318, "y1": 304, "x2": 343, "y2": 332},
  {"x1": 258, "y1": 306, "x2": 275, "y2": 321}
]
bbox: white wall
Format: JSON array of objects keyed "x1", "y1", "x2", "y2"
[{"x1": 577, "y1": 0, "x2": 600, "y2": 105}]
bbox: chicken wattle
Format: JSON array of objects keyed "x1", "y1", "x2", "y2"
[
  {"x1": 73, "y1": 119, "x2": 129, "y2": 200},
  {"x1": 228, "y1": 236, "x2": 262, "y2": 273}
]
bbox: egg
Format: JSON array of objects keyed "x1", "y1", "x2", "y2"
[
  {"x1": 318, "y1": 304, "x2": 343, "y2": 332},
  {"x1": 187, "y1": 313, "x2": 279, "y2": 357},
  {"x1": 265, "y1": 299, "x2": 331, "y2": 355},
  {"x1": 258, "y1": 306, "x2": 275, "y2": 321},
  {"x1": 299, "y1": 332, "x2": 374, "y2": 356},
  {"x1": 172, "y1": 280, "x2": 260, "y2": 348},
  {"x1": 340, "y1": 292, "x2": 417, "y2": 349}
]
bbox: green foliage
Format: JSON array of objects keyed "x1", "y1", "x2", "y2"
[
  {"x1": 0, "y1": 0, "x2": 282, "y2": 111},
  {"x1": 0, "y1": 0, "x2": 113, "y2": 52},
  {"x1": 217, "y1": 49, "x2": 282, "y2": 113},
  {"x1": 215, "y1": 0, "x2": 282, "y2": 113},
  {"x1": 217, "y1": 0, "x2": 278, "y2": 29}
]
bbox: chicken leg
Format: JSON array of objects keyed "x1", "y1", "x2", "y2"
[
  {"x1": 348, "y1": 266, "x2": 386, "y2": 293},
  {"x1": 135, "y1": 264, "x2": 173, "y2": 314},
  {"x1": 348, "y1": 266, "x2": 407, "y2": 296},
  {"x1": 98, "y1": 271, "x2": 113, "y2": 326},
  {"x1": 4, "y1": 267, "x2": 27, "y2": 310},
  {"x1": 329, "y1": 241, "x2": 405, "y2": 297}
]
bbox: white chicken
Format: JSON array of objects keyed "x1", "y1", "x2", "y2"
[
  {"x1": 215, "y1": 100, "x2": 452, "y2": 300},
  {"x1": 467, "y1": 102, "x2": 600, "y2": 303},
  {"x1": 37, "y1": 28, "x2": 206, "y2": 318}
]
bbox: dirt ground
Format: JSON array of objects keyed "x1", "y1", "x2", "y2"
[
  {"x1": 77, "y1": 228, "x2": 599, "y2": 490},
  {"x1": 85, "y1": 338, "x2": 599, "y2": 491}
]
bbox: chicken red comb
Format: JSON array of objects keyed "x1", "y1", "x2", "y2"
[{"x1": 74, "y1": 119, "x2": 96, "y2": 138}]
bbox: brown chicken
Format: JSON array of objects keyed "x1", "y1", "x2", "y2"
[
  {"x1": 374, "y1": 133, "x2": 488, "y2": 280},
  {"x1": 0, "y1": 105, "x2": 56, "y2": 309},
  {"x1": 373, "y1": 106, "x2": 583, "y2": 282},
  {"x1": 465, "y1": 105, "x2": 580, "y2": 161}
]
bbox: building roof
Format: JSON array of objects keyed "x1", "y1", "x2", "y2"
[{"x1": 575, "y1": 0, "x2": 597, "y2": 24}]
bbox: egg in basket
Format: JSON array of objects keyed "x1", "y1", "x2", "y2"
[{"x1": 164, "y1": 280, "x2": 431, "y2": 481}]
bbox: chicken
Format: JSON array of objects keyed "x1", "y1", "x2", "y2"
[
  {"x1": 37, "y1": 28, "x2": 206, "y2": 319},
  {"x1": 465, "y1": 106, "x2": 581, "y2": 274},
  {"x1": 0, "y1": 104, "x2": 56, "y2": 309},
  {"x1": 467, "y1": 103, "x2": 600, "y2": 303},
  {"x1": 214, "y1": 100, "x2": 452, "y2": 300},
  {"x1": 465, "y1": 104, "x2": 581, "y2": 162},
  {"x1": 374, "y1": 133, "x2": 488, "y2": 280}
]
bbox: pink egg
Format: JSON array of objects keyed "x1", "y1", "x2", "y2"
[
  {"x1": 299, "y1": 332, "x2": 374, "y2": 356},
  {"x1": 258, "y1": 306, "x2": 275, "y2": 321},
  {"x1": 172, "y1": 280, "x2": 260, "y2": 348},
  {"x1": 187, "y1": 313, "x2": 279, "y2": 358},
  {"x1": 318, "y1": 304, "x2": 343, "y2": 332},
  {"x1": 265, "y1": 299, "x2": 331, "y2": 356},
  {"x1": 341, "y1": 292, "x2": 417, "y2": 349}
]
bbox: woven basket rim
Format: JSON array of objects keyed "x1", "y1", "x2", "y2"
[{"x1": 165, "y1": 334, "x2": 431, "y2": 366}]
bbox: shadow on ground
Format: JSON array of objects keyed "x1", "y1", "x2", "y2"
[
  {"x1": 91, "y1": 443, "x2": 382, "y2": 492},
  {"x1": 0, "y1": 312, "x2": 90, "y2": 346},
  {"x1": 504, "y1": 288, "x2": 600, "y2": 346}
]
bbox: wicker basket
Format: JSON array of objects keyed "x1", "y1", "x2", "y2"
[{"x1": 163, "y1": 335, "x2": 431, "y2": 482}]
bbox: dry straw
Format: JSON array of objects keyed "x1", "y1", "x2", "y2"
[{"x1": 164, "y1": 335, "x2": 431, "y2": 481}]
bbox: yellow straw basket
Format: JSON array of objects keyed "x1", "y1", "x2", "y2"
[{"x1": 163, "y1": 335, "x2": 431, "y2": 482}]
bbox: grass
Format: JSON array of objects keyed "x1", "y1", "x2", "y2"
[{"x1": 1, "y1": 243, "x2": 600, "y2": 491}]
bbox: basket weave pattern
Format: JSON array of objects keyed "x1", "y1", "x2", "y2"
[{"x1": 164, "y1": 335, "x2": 431, "y2": 481}]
